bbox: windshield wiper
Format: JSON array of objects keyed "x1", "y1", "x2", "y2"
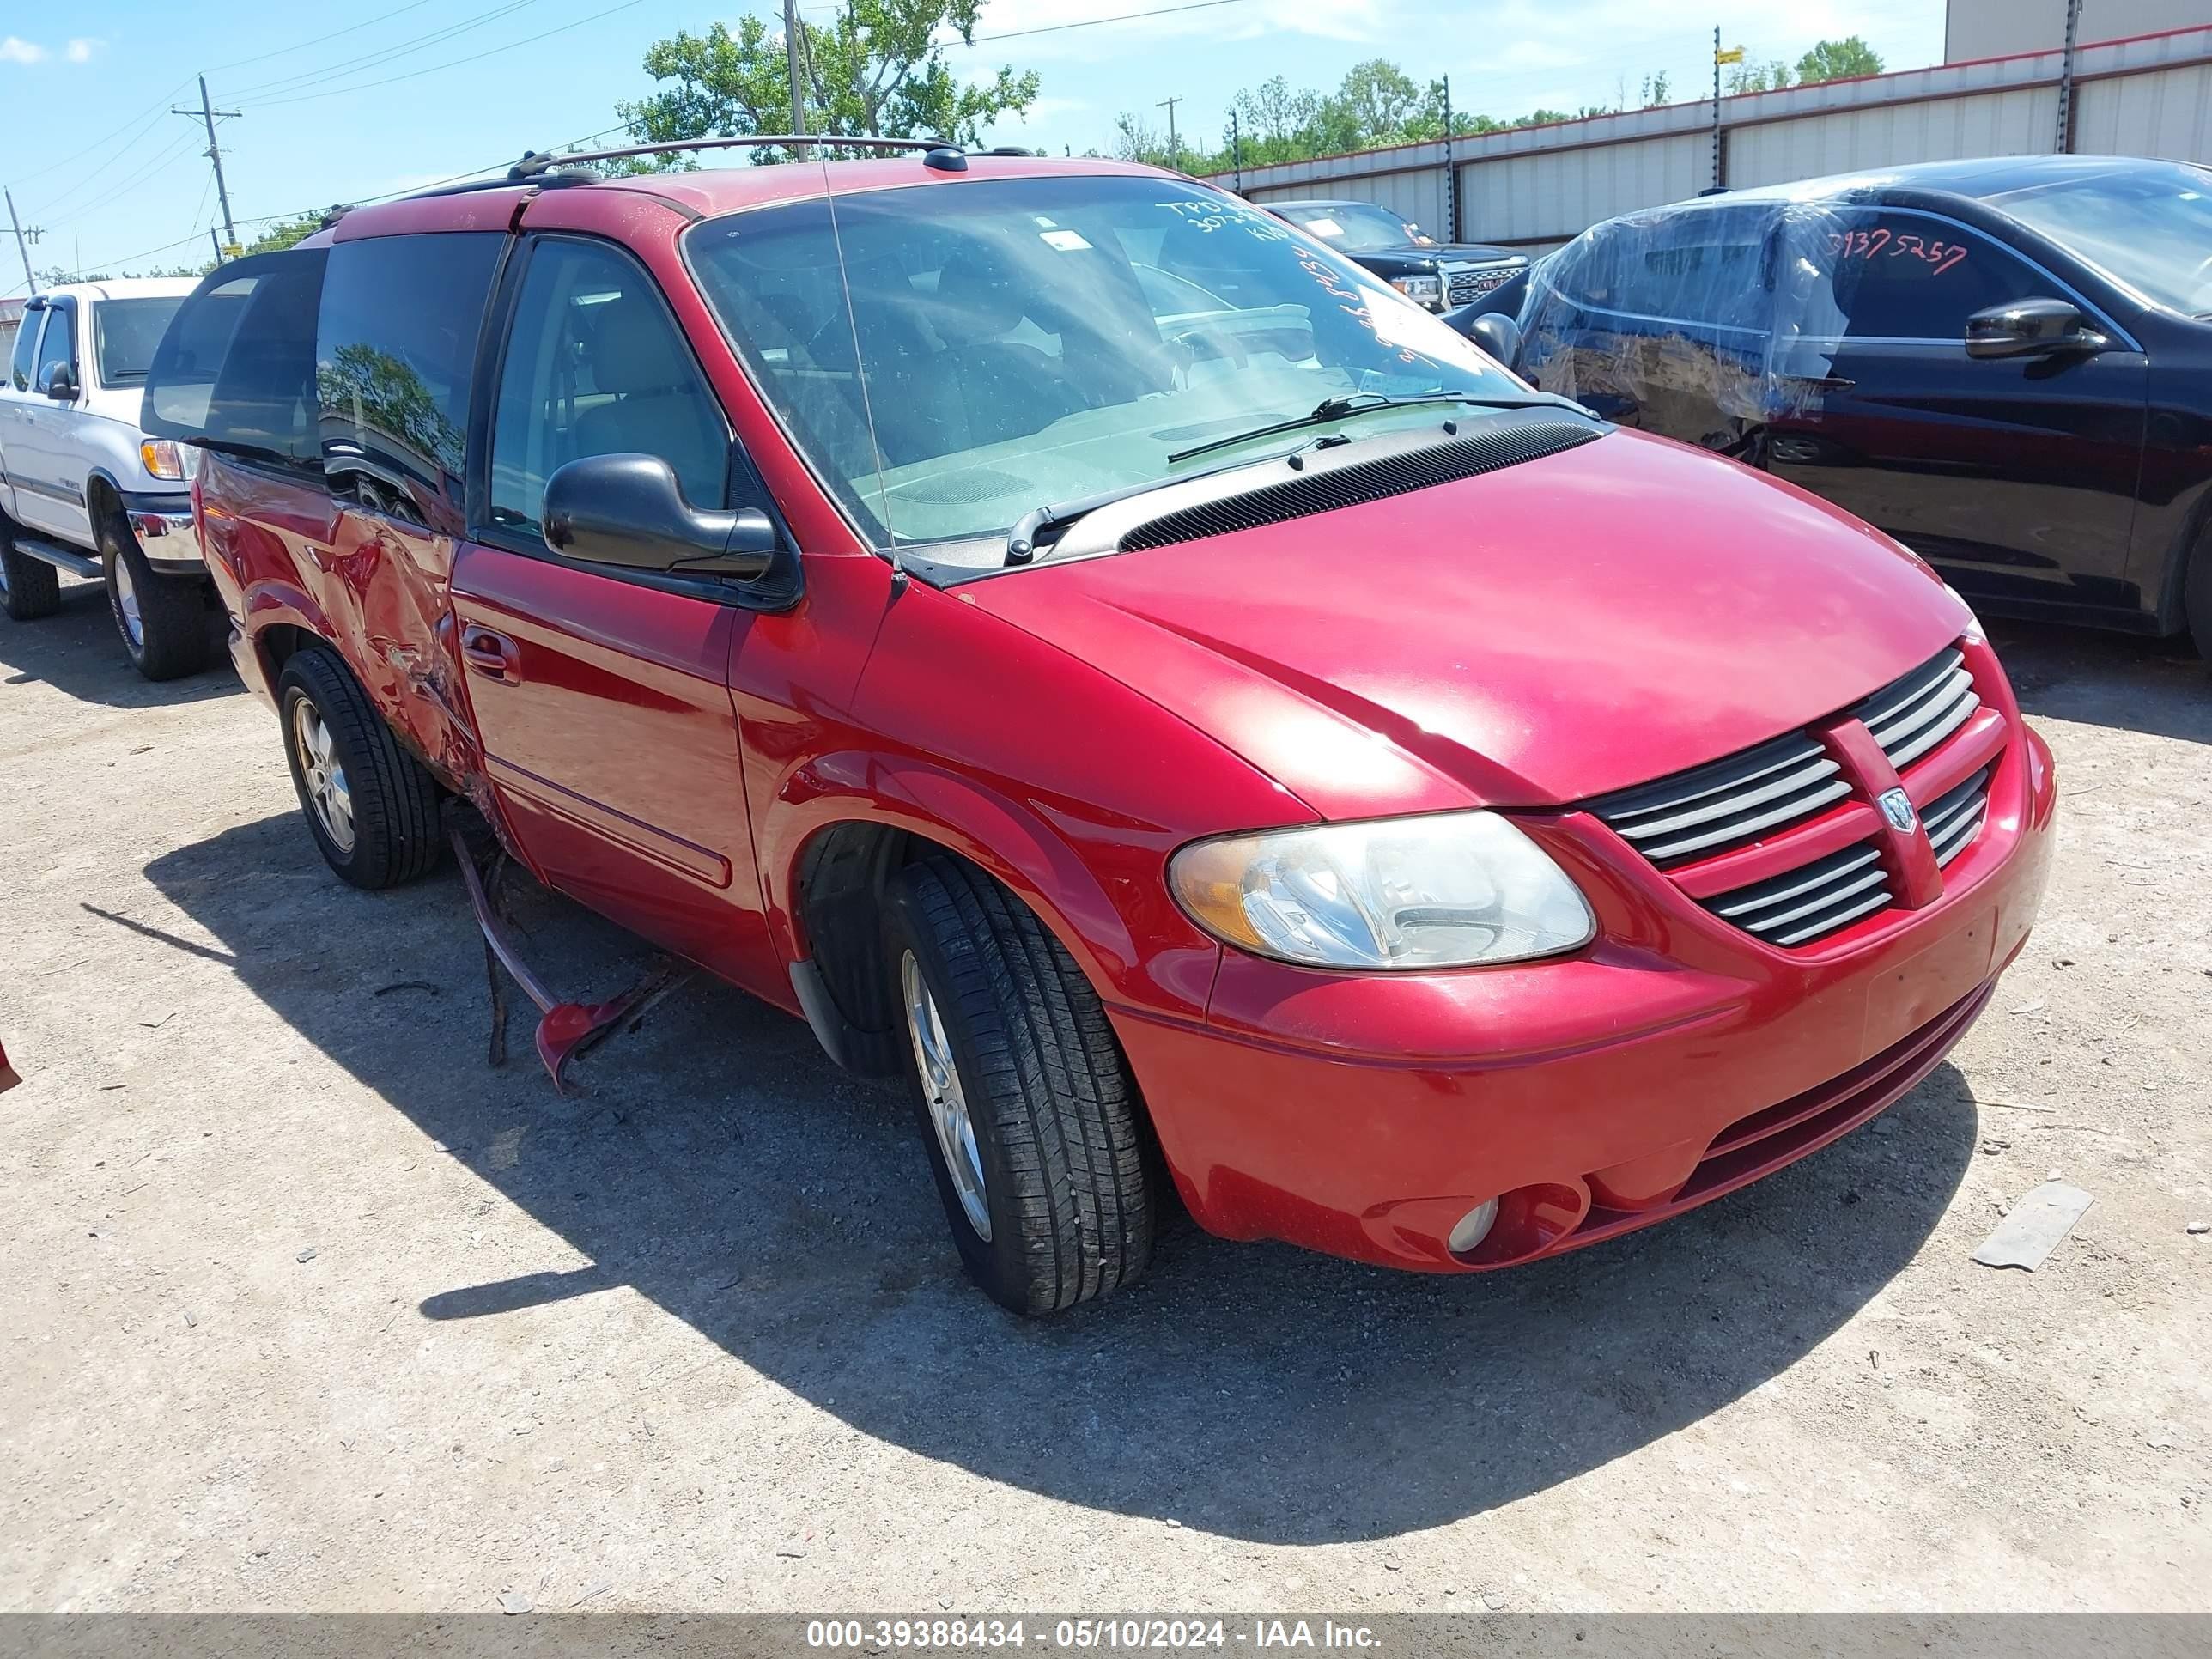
[{"x1": 1164, "y1": 391, "x2": 1549, "y2": 465}]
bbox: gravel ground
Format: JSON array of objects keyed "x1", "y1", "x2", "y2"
[{"x1": 1, "y1": 575, "x2": 2207, "y2": 1614}]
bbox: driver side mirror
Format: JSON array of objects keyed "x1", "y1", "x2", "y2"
[
  {"x1": 1965, "y1": 298, "x2": 2106, "y2": 360},
  {"x1": 542, "y1": 453, "x2": 778, "y2": 580},
  {"x1": 1467, "y1": 313, "x2": 1522, "y2": 368},
  {"x1": 44, "y1": 365, "x2": 76, "y2": 399}
]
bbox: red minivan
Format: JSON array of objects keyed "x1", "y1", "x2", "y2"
[{"x1": 143, "y1": 145, "x2": 2055, "y2": 1313}]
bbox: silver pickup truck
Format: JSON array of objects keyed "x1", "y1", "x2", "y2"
[{"x1": 0, "y1": 277, "x2": 218, "y2": 679}]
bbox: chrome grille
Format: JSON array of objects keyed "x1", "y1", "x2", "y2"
[
  {"x1": 1586, "y1": 731, "x2": 1850, "y2": 868},
  {"x1": 1925, "y1": 765, "x2": 1992, "y2": 868},
  {"x1": 1850, "y1": 647, "x2": 1981, "y2": 772},
  {"x1": 1586, "y1": 641, "x2": 1996, "y2": 950},
  {"x1": 1703, "y1": 839, "x2": 1894, "y2": 947},
  {"x1": 1446, "y1": 263, "x2": 1519, "y2": 305}
]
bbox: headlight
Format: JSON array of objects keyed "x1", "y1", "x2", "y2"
[
  {"x1": 140, "y1": 439, "x2": 185, "y2": 480},
  {"x1": 1168, "y1": 811, "x2": 1595, "y2": 970},
  {"x1": 1388, "y1": 272, "x2": 1443, "y2": 309},
  {"x1": 1942, "y1": 581, "x2": 1984, "y2": 642}
]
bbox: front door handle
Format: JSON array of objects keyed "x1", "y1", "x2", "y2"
[{"x1": 460, "y1": 623, "x2": 520, "y2": 684}]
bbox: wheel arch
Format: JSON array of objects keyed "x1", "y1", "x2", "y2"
[
  {"x1": 771, "y1": 760, "x2": 1194, "y2": 1078},
  {"x1": 83, "y1": 467, "x2": 126, "y2": 533}
]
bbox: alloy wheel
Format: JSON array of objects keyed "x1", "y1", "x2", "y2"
[
  {"x1": 291, "y1": 697, "x2": 356, "y2": 855},
  {"x1": 902, "y1": 950, "x2": 991, "y2": 1239},
  {"x1": 112, "y1": 556, "x2": 143, "y2": 648}
]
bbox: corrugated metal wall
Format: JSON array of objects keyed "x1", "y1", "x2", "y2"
[
  {"x1": 1726, "y1": 88, "x2": 2057, "y2": 187},
  {"x1": 1456, "y1": 133, "x2": 1710, "y2": 246},
  {"x1": 1209, "y1": 25, "x2": 2212, "y2": 249},
  {"x1": 2075, "y1": 61, "x2": 2212, "y2": 160}
]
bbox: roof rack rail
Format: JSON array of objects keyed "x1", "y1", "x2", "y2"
[{"x1": 506, "y1": 134, "x2": 963, "y2": 182}]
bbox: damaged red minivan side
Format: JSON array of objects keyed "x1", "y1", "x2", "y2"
[{"x1": 144, "y1": 145, "x2": 2055, "y2": 1313}]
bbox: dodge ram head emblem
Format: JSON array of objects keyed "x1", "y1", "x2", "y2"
[{"x1": 1878, "y1": 787, "x2": 1917, "y2": 833}]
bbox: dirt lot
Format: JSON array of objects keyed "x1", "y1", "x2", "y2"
[{"x1": 1, "y1": 574, "x2": 2207, "y2": 1615}]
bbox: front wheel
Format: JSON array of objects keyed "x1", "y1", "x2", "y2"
[
  {"x1": 885, "y1": 856, "x2": 1156, "y2": 1314},
  {"x1": 276, "y1": 647, "x2": 444, "y2": 889},
  {"x1": 100, "y1": 518, "x2": 211, "y2": 680}
]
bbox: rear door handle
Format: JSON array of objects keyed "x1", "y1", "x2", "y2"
[{"x1": 460, "y1": 623, "x2": 520, "y2": 684}]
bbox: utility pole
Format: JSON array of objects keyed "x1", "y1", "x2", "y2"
[
  {"x1": 1229, "y1": 111, "x2": 1242, "y2": 192},
  {"x1": 1157, "y1": 95, "x2": 1182, "y2": 173},
  {"x1": 4, "y1": 190, "x2": 37, "y2": 295},
  {"x1": 210, "y1": 229, "x2": 226, "y2": 267},
  {"x1": 2054, "y1": 0, "x2": 2082, "y2": 153},
  {"x1": 1711, "y1": 27, "x2": 1728, "y2": 191},
  {"x1": 782, "y1": 0, "x2": 808, "y2": 160},
  {"x1": 174, "y1": 76, "x2": 241, "y2": 255},
  {"x1": 1442, "y1": 74, "x2": 1457, "y2": 243}
]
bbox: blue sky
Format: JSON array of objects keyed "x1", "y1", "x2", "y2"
[{"x1": 3, "y1": 0, "x2": 1944, "y2": 287}]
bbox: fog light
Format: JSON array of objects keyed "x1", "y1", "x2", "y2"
[{"x1": 1448, "y1": 1197, "x2": 1500, "y2": 1255}]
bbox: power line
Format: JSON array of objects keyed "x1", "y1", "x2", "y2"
[
  {"x1": 242, "y1": 0, "x2": 648, "y2": 110},
  {"x1": 23, "y1": 96, "x2": 184, "y2": 218},
  {"x1": 229, "y1": 0, "x2": 544, "y2": 101},
  {"x1": 51, "y1": 119, "x2": 635, "y2": 283},
  {"x1": 6, "y1": 77, "x2": 193, "y2": 193},
  {"x1": 202, "y1": 0, "x2": 441, "y2": 74},
  {"x1": 968, "y1": 0, "x2": 1265, "y2": 45}
]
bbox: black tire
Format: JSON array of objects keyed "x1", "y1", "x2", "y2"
[
  {"x1": 2185, "y1": 527, "x2": 2212, "y2": 664},
  {"x1": 276, "y1": 647, "x2": 443, "y2": 890},
  {"x1": 0, "y1": 515, "x2": 62, "y2": 622},
  {"x1": 885, "y1": 855, "x2": 1155, "y2": 1314},
  {"x1": 100, "y1": 517, "x2": 211, "y2": 680}
]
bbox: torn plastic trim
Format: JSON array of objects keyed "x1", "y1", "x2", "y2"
[{"x1": 448, "y1": 821, "x2": 661, "y2": 1094}]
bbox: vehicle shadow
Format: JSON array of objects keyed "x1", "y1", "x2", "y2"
[
  {"x1": 0, "y1": 574, "x2": 238, "y2": 709},
  {"x1": 1989, "y1": 617, "x2": 2208, "y2": 745},
  {"x1": 139, "y1": 813, "x2": 1978, "y2": 1544}
]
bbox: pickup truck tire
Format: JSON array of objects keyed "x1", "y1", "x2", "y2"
[
  {"x1": 0, "y1": 519, "x2": 62, "y2": 622},
  {"x1": 100, "y1": 519, "x2": 210, "y2": 680},
  {"x1": 884, "y1": 855, "x2": 1155, "y2": 1314},
  {"x1": 276, "y1": 647, "x2": 443, "y2": 890}
]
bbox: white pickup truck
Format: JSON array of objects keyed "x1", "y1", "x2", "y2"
[{"x1": 0, "y1": 277, "x2": 218, "y2": 679}]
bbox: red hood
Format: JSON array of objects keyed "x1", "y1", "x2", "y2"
[{"x1": 967, "y1": 428, "x2": 1971, "y2": 818}]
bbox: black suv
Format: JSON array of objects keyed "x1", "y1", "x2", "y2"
[{"x1": 1268, "y1": 198, "x2": 1529, "y2": 330}]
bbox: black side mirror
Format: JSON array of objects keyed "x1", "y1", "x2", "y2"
[
  {"x1": 1467, "y1": 312, "x2": 1522, "y2": 367},
  {"x1": 542, "y1": 453, "x2": 777, "y2": 580},
  {"x1": 44, "y1": 365, "x2": 76, "y2": 399},
  {"x1": 1966, "y1": 298, "x2": 2106, "y2": 361}
]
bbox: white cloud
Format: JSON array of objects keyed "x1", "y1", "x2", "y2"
[
  {"x1": 64, "y1": 38, "x2": 103, "y2": 64},
  {"x1": 1, "y1": 36, "x2": 49, "y2": 64}
]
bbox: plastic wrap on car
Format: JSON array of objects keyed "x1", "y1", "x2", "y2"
[{"x1": 1514, "y1": 198, "x2": 1858, "y2": 458}]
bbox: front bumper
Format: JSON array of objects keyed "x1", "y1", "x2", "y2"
[
  {"x1": 1113, "y1": 711, "x2": 2057, "y2": 1273},
  {"x1": 120, "y1": 493, "x2": 204, "y2": 576}
]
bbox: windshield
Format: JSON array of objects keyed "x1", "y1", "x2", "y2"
[
  {"x1": 1279, "y1": 202, "x2": 1430, "y2": 252},
  {"x1": 94, "y1": 296, "x2": 186, "y2": 386},
  {"x1": 687, "y1": 174, "x2": 1516, "y2": 554},
  {"x1": 1986, "y1": 163, "x2": 2212, "y2": 317}
]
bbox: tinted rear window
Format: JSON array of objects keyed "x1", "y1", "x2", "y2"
[
  {"x1": 142, "y1": 250, "x2": 328, "y2": 467},
  {"x1": 314, "y1": 232, "x2": 501, "y2": 514}
]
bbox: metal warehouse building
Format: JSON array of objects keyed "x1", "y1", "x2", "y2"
[{"x1": 1207, "y1": 23, "x2": 2212, "y2": 252}]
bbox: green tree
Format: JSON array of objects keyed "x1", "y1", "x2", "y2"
[
  {"x1": 1724, "y1": 51, "x2": 1794, "y2": 94},
  {"x1": 1639, "y1": 71, "x2": 1672, "y2": 106},
  {"x1": 1795, "y1": 35, "x2": 1883, "y2": 85},
  {"x1": 1327, "y1": 58, "x2": 1429, "y2": 146},
  {"x1": 617, "y1": 3, "x2": 1039, "y2": 164},
  {"x1": 240, "y1": 213, "x2": 325, "y2": 257}
]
